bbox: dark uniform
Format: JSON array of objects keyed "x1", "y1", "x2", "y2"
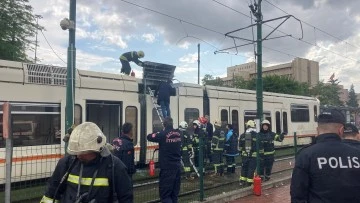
[
  {"x1": 205, "y1": 122, "x2": 214, "y2": 163},
  {"x1": 112, "y1": 135, "x2": 136, "y2": 177},
  {"x1": 147, "y1": 127, "x2": 182, "y2": 203},
  {"x1": 211, "y1": 128, "x2": 225, "y2": 175},
  {"x1": 259, "y1": 130, "x2": 284, "y2": 180},
  {"x1": 291, "y1": 133, "x2": 360, "y2": 202},
  {"x1": 41, "y1": 154, "x2": 133, "y2": 203},
  {"x1": 224, "y1": 129, "x2": 239, "y2": 173},
  {"x1": 155, "y1": 80, "x2": 173, "y2": 118},
  {"x1": 239, "y1": 128, "x2": 263, "y2": 185},
  {"x1": 192, "y1": 127, "x2": 206, "y2": 168},
  {"x1": 120, "y1": 51, "x2": 143, "y2": 75},
  {"x1": 180, "y1": 129, "x2": 193, "y2": 179},
  {"x1": 343, "y1": 139, "x2": 360, "y2": 149}
]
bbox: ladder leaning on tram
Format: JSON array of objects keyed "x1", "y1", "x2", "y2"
[{"x1": 148, "y1": 87, "x2": 163, "y2": 123}]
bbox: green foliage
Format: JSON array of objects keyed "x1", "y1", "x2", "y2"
[
  {"x1": 347, "y1": 84, "x2": 358, "y2": 108},
  {"x1": 233, "y1": 75, "x2": 310, "y2": 96},
  {"x1": 310, "y1": 80, "x2": 343, "y2": 106},
  {"x1": 0, "y1": 0, "x2": 42, "y2": 62},
  {"x1": 202, "y1": 74, "x2": 224, "y2": 86}
]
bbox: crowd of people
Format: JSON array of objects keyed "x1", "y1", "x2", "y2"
[{"x1": 40, "y1": 108, "x2": 360, "y2": 203}]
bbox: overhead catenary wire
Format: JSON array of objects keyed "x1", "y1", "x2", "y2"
[{"x1": 40, "y1": 30, "x2": 66, "y2": 64}]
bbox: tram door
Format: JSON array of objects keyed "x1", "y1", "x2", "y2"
[
  {"x1": 86, "y1": 100, "x2": 122, "y2": 142},
  {"x1": 219, "y1": 107, "x2": 240, "y2": 135},
  {"x1": 275, "y1": 109, "x2": 288, "y2": 135}
]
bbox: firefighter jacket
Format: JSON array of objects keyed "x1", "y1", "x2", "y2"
[
  {"x1": 211, "y1": 129, "x2": 225, "y2": 151},
  {"x1": 119, "y1": 51, "x2": 143, "y2": 66},
  {"x1": 258, "y1": 130, "x2": 284, "y2": 156},
  {"x1": 155, "y1": 81, "x2": 173, "y2": 104},
  {"x1": 224, "y1": 129, "x2": 239, "y2": 156},
  {"x1": 112, "y1": 134, "x2": 136, "y2": 175},
  {"x1": 342, "y1": 139, "x2": 360, "y2": 149},
  {"x1": 181, "y1": 130, "x2": 193, "y2": 151},
  {"x1": 290, "y1": 133, "x2": 360, "y2": 203},
  {"x1": 192, "y1": 127, "x2": 206, "y2": 149},
  {"x1": 147, "y1": 127, "x2": 182, "y2": 170},
  {"x1": 41, "y1": 154, "x2": 133, "y2": 203},
  {"x1": 205, "y1": 122, "x2": 214, "y2": 140},
  {"x1": 239, "y1": 128, "x2": 264, "y2": 158}
]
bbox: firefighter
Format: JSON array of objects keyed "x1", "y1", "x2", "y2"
[
  {"x1": 258, "y1": 119, "x2": 285, "y2": 181},
  {"x1": 192, "y1": 120, "x2": 201, "y2": 167},
  {"x1": 239, "y1": 120, "x2": 263, "y2": 187},
  {"x1": 210, "y1": 120, "x2": 225, "y2": 176},
  {"x1": 119, "y1": 51, "x2": 144, "y2": 75},
  {"x1": 40, "y1": 122, "x2": 133, "y2": 203},
  {"x1": 155, "y1": 79, "x2": 173, "y2": 118},
  {"x1": 204, "y1": 115, "x2": 214, "y2": 163},
  {"x1": 179, "y1": 121, "x2": 194, "y2": 180},
  {"x1": 147, "y1": 117, "x2": 182, "y2": 203},
  {"x1": 224, "y1": 124, "x2": 239, "y2": 174},
  {"x1": 112, "y1": 122, "x2": 136, "y2": 179}
]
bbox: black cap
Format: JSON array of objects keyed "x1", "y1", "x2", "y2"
[
  {"x1": 344, "y1": 123, "x2": 359, "y2": 134},
  {"x1": 318, "y1": 109, "x2": 345, "y2": 125}
]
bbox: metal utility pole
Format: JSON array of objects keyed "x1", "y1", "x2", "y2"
[
  {"x1": 254, "y1": 0, "x2": 263, "y2": 123},
  {"x1": 65, "y1": 0, "x2": 77, "y2": 152},
  {"x1": 198, "y1": 43, "x2": 200, "y2": 84},
  {"x1": 34, "y1": 15, "x2": 42, "y2": 64}
]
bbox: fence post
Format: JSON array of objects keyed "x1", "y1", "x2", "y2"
[
  {"x1": 3, "y1": 102, "x2": 12, "y2": 203},
  {"x1": 293, "y1": 132, "x2": 297, "y2": 157},
  {"x1": 199, "y1": 129, "x2": 204, "y2": 201}
]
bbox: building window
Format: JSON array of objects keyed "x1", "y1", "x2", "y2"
[
  {"x1": 125, "y1": 106, "x2": 138, "y2": 145},
  {"x1": 231, "y1": 110, "x2": 239, "y2": 134},
  {"x1": 0, "y1": 103, "x2": 61, "y2": 147},
  {"x1": 291, "y1": 104, "x2": 309, "y2": 122},
  {"x1": 184, "y1": 108, "x2": 199, "y2": 126}
]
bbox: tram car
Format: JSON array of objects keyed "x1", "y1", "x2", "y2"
[{"x1": 0, "y1": 59, "x2": 319, "y2": 184}]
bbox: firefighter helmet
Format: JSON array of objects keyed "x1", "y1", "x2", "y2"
[
  {"x1": 261, "y1": 119, "x2": 270, "y2": 125},
  {"x1": 214, "y1": 120, "x2": 221, "y2": 127},
  {"x1": 67, "y1": 122, "x2": 106, "y2": 155},
  {"x1": 137, "y1": 50, "x2": 145, "y2": 58},
  {"x1": 193, "y1": 120, "x2": 201, "y2": 127},
  {"x1": 246, "y1": 120, "x2": 256, "y2": 128},
  {"x1": 199, "y1": 116, "x2": 208, "y2": 124},
  {"x1": 179, "y1": 121, "x2": 188, "y2": 130}
]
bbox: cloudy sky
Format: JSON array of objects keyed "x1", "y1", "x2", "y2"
[{"x1": 28, "y1": 0, "x2": 360, "y2": 91}]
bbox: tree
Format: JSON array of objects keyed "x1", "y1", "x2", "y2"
[
  {"x1": 233, "y1": 75, "x2": 310, "y2": 96},
  {"x1": 347, "y1": 84, "x2": 358, "y2": 108},
  {"x1": 0, "y1": 0, "x2": 42, "y2": 62},
  {"x1": 202, "y1": 74, "x2": 224, "y2": 86},
  {"x1": 310, "y1": 80, "x2": 343, "y2": 106}
]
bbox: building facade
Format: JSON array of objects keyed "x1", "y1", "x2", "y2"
[{"x1": 221, "y1": 57, "x2": 319, "y2": 87}]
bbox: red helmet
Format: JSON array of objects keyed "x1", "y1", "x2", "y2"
[{"x1": 199, "y1": 117, "x2": 208, "y2": 124}]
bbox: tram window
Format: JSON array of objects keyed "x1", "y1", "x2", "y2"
[
  {"x1": 221, "y1": 109, "x2": 228, "y2": 125},
  {"x1": 283, "y1": 112, "x2": 288, "y2": 133},
  {"x1": 244, "y1": 110, "x2": 271, "y2": 129},
  {"x1": 0, "y1": 103, "x2": 61, "y2": 147},
  {"x1": 275, "y1": 111, "x2": 281, "y2": 134},
  {"x1": 75, "y1": 104, "x2": 82, "y2": 125},
  {"x1": 184, "y1": 108, "x2": 199, "y2": 125},
  {"x1": 152, "y1": 108, "x2": 163, "y2": 133},
  {"x1": 314, "y1": 105, "x2": 318, "y2": 122},
  {"x1": 125, "y1": 106, "x2": 138, "y2": 145},
  {"x1": 231, "y1": 110, "x2": 239, "y2": 135},
  {"x1": 291, "y1": 104, "x2": 309, "y2": 122}
]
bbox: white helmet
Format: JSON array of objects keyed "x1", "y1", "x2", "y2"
[
  {"x1": 137, "y1": 50, "x2": 145, "y2": 58},
  {"x1": 193, "y1": 120, "x2": 201, "y2": 127},
  {"x1": 213, "y1": 120, "x2": 221, "y2": 127},
  {"x1": 179, "y1": 121, "x2": 188, "y2": 130},
  {"x1": 261, "y1": 119, "x2": 270, "y2": 125},
  {"x1": 67, "y1": 122, "x2": 106, "y2": 155},
  {"x1": 246, "y1": 120, "x2": 256, "y2": 128}
]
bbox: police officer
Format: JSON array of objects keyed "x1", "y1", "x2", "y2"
[
  {"x1": 112, "y1": 122, "x2": 136, "y2": 178},
  {"x1": 210, "y1": 120, "x2": 225, "y2": 176},
  {"x1": 179, "y1": 121, "x2": 194, "y2": 180},
  {"x1": 239, "y1": 120, "x2": 263, "y2": 186},
  {"x1": 224, "y1": 124, "x2": 239, "y2": 174},
  {"x1": 40, "y1": 122, "x2": 133, "y2": 203},
  {"x1": 258, "y1": 119, "x2": 285, "y2": 181},
  {"x1": 119, "y1": 51, "x2": 144, "y2": 75},
  {"x1": 147, "y1": 117, "x2": 182, "y2": 203},
  {"x1": 290, "y1": 109, "x2": 360, "y2": 202},
  {"x1": 342, "y1": 123, "x2": 360, "y2": 149}
]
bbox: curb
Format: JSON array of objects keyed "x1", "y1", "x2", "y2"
[{"x1": 194, "y1": 176, "x2": 292, "y2": 203}]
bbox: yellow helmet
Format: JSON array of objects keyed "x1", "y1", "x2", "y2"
[
  {"x1": 245, "y1": 120, "x2": 255, "y2": 128},
  {"x1": 67, "y1": 122, "x2": 106, "y2": 155},
  {"x1": 137, "y1": 50, "x2": 144, "y2": 58}
]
